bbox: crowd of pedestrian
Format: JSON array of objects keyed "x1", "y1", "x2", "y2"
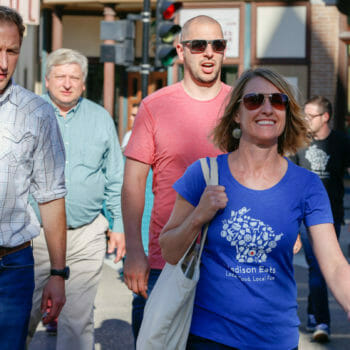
[{"x1": 0, "y1": 5, "x2": 349, "y2": 350}]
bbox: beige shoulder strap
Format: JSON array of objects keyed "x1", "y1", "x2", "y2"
[{"x1": 200, "y1": 157, "x2": 218, "y2": 186}]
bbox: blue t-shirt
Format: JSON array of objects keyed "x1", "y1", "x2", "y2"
[{"x1": 173, "y1": 153, "x2": 333, "y2": 350}]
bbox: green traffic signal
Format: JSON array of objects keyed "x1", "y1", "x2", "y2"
[{"x1": 157, "y1": 45, "x2": 178, "y2": 67}]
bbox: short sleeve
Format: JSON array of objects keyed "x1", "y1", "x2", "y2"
[
  {"x1": 173, "y1": 159, "x2": 207, "y2": 207},
  {"x1": 303, "y1": 173, "x2": 333, "y2": 227},
  {"x1": 30, "y1": 104, "x2": 66, "y2": 203}
]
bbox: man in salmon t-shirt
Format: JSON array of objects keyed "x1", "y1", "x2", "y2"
[{"x1": 122, "y1": 15, "x2": 231, "y2": 340}]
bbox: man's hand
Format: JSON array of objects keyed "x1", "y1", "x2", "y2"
[
  {"x1": 122, "y1": 158, "x2": 150, "y2": 298},
  {"x1": 38, "y1": 198, "x2": 67, "y2": 324},
  {"x1": 123, "y1": 251, "x2": 150, "y2": 299},
  {"x1": 107, "y1": 231, "x2": 126, "y2": 263},
  {"x1": 41, "y1": 276, "x2": 66, "y2": 324}
]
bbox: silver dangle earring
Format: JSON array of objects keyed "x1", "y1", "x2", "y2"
[{"x1": 232, "y1": 127, "x2": 242, "y2": 139}]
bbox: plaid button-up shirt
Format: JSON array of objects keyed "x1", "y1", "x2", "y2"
[{"x1": 0, "y1": 81, "x2": 66, "y2": 247}]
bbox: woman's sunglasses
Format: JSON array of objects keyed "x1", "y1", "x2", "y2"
[
  {"x1": 181, "y1": 39, "x2": 227, "y2": 53},
  {"x1": 239, "y1": 93, "x2": 289, "y2": 111}
]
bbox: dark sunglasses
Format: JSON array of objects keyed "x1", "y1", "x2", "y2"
[
  {"x1": 181, "y1": 39, "x2": 227, "y2": 53},
  {"x1": 239, "y1": 93, "x2": 289, "y2": 111}
]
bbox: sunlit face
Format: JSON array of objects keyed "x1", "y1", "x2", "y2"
[
  {"x1": 177, "y1": 21, "x2": 225, "y2": 86},
  {"x1": 0, "y1": 22, "x2": 21, "y2": 94},
  {"x1": 45, "y1": 63, "x2": 85, "y2": 112},
  {"x1": 130, "y1": 105, "x2": 138, "y2": 127},
  {"x1": 304, "y1": 103, "x2": 327, "y2": 136},
  {"x1": 236, "y1": 77, "x2": 287, "y2": 147}
]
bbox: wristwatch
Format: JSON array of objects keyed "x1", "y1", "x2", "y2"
[{"x1": 50, "y1": 266, "x2": 70, "y2": 280}]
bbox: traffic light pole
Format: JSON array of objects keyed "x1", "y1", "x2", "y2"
[
  {"x1": 141, "y1": 0, "x2": 151, "y2": 98},
  {"x1": 155, "y1": 0, "x2": 162, "y2": 68}
]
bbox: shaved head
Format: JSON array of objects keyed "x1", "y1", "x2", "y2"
[{"x1": 181, "y1": 15, "x2": 223, "y2": 41}]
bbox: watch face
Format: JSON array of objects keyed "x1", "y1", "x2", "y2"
[{"x1": 63, "y1": 267, "x2": 70, "y2": 279}]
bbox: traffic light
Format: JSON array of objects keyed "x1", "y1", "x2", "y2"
[
  {"x1": 155, "y1": 0, "x2": 182, "y2": 68},
  {"x1": 337, "y1": 0, "x2": 350, "y2": 15},
  {"x1": 100, "y1": 19, "x2": 135, "y2": 66}
]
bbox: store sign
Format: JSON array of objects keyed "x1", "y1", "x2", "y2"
[{"x1": 0, "y1": 0, "x2": 40, "y2": 25}]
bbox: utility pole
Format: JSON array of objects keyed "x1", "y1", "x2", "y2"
[{"x1": 141, "y1": 0, "x2": 151, "y2": 98}]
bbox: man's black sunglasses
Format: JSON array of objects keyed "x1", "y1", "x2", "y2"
[{"x1": 181, "y1": 39, "x2": 227, "y2": 53}]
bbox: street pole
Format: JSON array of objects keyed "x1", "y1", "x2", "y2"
[{"x1": 141, "y1": 0, "x2": 151, "y2": 98}]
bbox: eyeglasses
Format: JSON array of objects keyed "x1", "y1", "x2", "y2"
[
  {"x1": 181, "y1": 39, "x2": 227, "y2": 53},
  {"x1": 305, "y1": 113, "x2": 323, "y2": 120},
  {"x1": 239, "y1": 93, "x2": 289, "y2": 111}
]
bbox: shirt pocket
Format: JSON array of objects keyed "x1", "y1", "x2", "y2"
[
  {"x1": 0, "y1": 128, "x2": 34, "y2": 165},
  {"x1": 81, "y1": 144, "x2": 105, "y2": 170}
]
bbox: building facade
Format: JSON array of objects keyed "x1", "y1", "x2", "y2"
[{"x1": 10, "y1": 0, "x2": 350, "y2": 139}]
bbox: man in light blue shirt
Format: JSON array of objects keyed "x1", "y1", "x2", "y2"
[
  {"x1": 0, "y1": 6, "x2": 67, "y2": 350},
  {"x1": 28, "y1": 48, "x2": 125, "y2": 350}
]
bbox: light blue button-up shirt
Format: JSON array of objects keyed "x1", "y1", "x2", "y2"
[
  {"x1": 0, "y1": 81, "x2": 66, "y2": 247},
  {"x1": 41, "y1": 94, "x2": 124, "y2": 233}
]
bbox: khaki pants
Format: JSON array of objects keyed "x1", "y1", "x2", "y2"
[{"x1": 27, "y1": 214, "x2": 108, "y2": 350}]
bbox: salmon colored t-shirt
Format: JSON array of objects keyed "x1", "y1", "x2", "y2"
[{"x1": 124, "y1": 81, "x2": 232, "y2": 269}]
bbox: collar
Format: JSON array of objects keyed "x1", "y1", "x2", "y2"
[
  {"x1": 45, "y1": 93, "x2": 83, "y2": 118},
  {"x1": 0, "y1": 78, "x2": 15, "y2": 105}
]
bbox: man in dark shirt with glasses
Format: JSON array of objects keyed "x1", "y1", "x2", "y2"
[{"x1": 292, "y1": 95, "x2": 350, "y2": 343}]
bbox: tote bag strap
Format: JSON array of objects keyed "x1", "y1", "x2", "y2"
[
  {"x1": 199, "y1": 157, "x2": 218, "y2": 186},
  {"x1": 182, "y1": 157, "x2": 219, "y2": 278},
  {"x1": 198, "y1": 157, "x2": 218, "y2": 256}
]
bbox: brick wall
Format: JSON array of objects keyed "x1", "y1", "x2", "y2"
[{"x1": 309, "y1": 3, "x2": 340, "y2": 102}]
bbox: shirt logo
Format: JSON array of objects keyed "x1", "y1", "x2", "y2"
[
  {"x1": 220, "y1": 207, "x2": 283, "y2": 263},
  {"x1": 305, "y1": 144, "x2": 330, "y2": 172}
]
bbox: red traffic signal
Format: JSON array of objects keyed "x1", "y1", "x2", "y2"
[{"x1": 161, "y1": 1, "x2": 182, "y2": 20}]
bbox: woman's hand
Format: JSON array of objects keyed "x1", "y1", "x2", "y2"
[
  {"x1": 293, "y1": 234, "x2": 302, "y2": 255},
  {"x1": 160, "y1": 188, "x2": 228, "y2": 265},
  {"x1": 193, "y1": 185, "x2": 228, "y2": 226}
]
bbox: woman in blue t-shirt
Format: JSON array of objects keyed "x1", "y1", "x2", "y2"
[{"x1": 159, "y1": 68, "x2": 350, "y2": 350}]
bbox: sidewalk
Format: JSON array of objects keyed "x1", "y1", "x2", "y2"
[{"x1": 28, "y1": 258, "x2": 134, "y2": 350}]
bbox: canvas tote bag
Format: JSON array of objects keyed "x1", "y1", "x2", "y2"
[{"x1": 136, "y1": 157, "x2": 218, "y2": 350}]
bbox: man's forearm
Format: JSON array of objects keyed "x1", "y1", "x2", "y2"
[
  {"x1": 121, "y1": 158, "x2": 150, "y2": 252},
  {"x1": 38, "y1": 197, "x2": 67, "y2": 269},
  {"x1": 122, "y1": 184, "x2": 145, "y2": 252}
]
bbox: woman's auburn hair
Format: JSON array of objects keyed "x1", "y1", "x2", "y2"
[{"x1": 212, "y1": 67, "x2": 310, "y2": 156}]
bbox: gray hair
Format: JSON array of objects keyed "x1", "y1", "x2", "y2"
[{"x1": 46, "y1": 48, "x2": 88, "y2": 81}]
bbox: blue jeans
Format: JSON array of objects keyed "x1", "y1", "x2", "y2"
[
  {"x1": 131, "y1": 268, "x2": 162, "y2": 341},
  {"x1": 0, "y1": 246, "x2": 34, "y2": 350},
  {"x1": 300, "y1": 223, "x2": 341, "y2": 327}
]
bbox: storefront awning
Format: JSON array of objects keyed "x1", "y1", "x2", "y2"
[
  {"x1": 340, "y1": 31, "x2": 350, "y2": 44},
  {"x1": 43, "y1": 0, "x2": 152, "y2": 4}
]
